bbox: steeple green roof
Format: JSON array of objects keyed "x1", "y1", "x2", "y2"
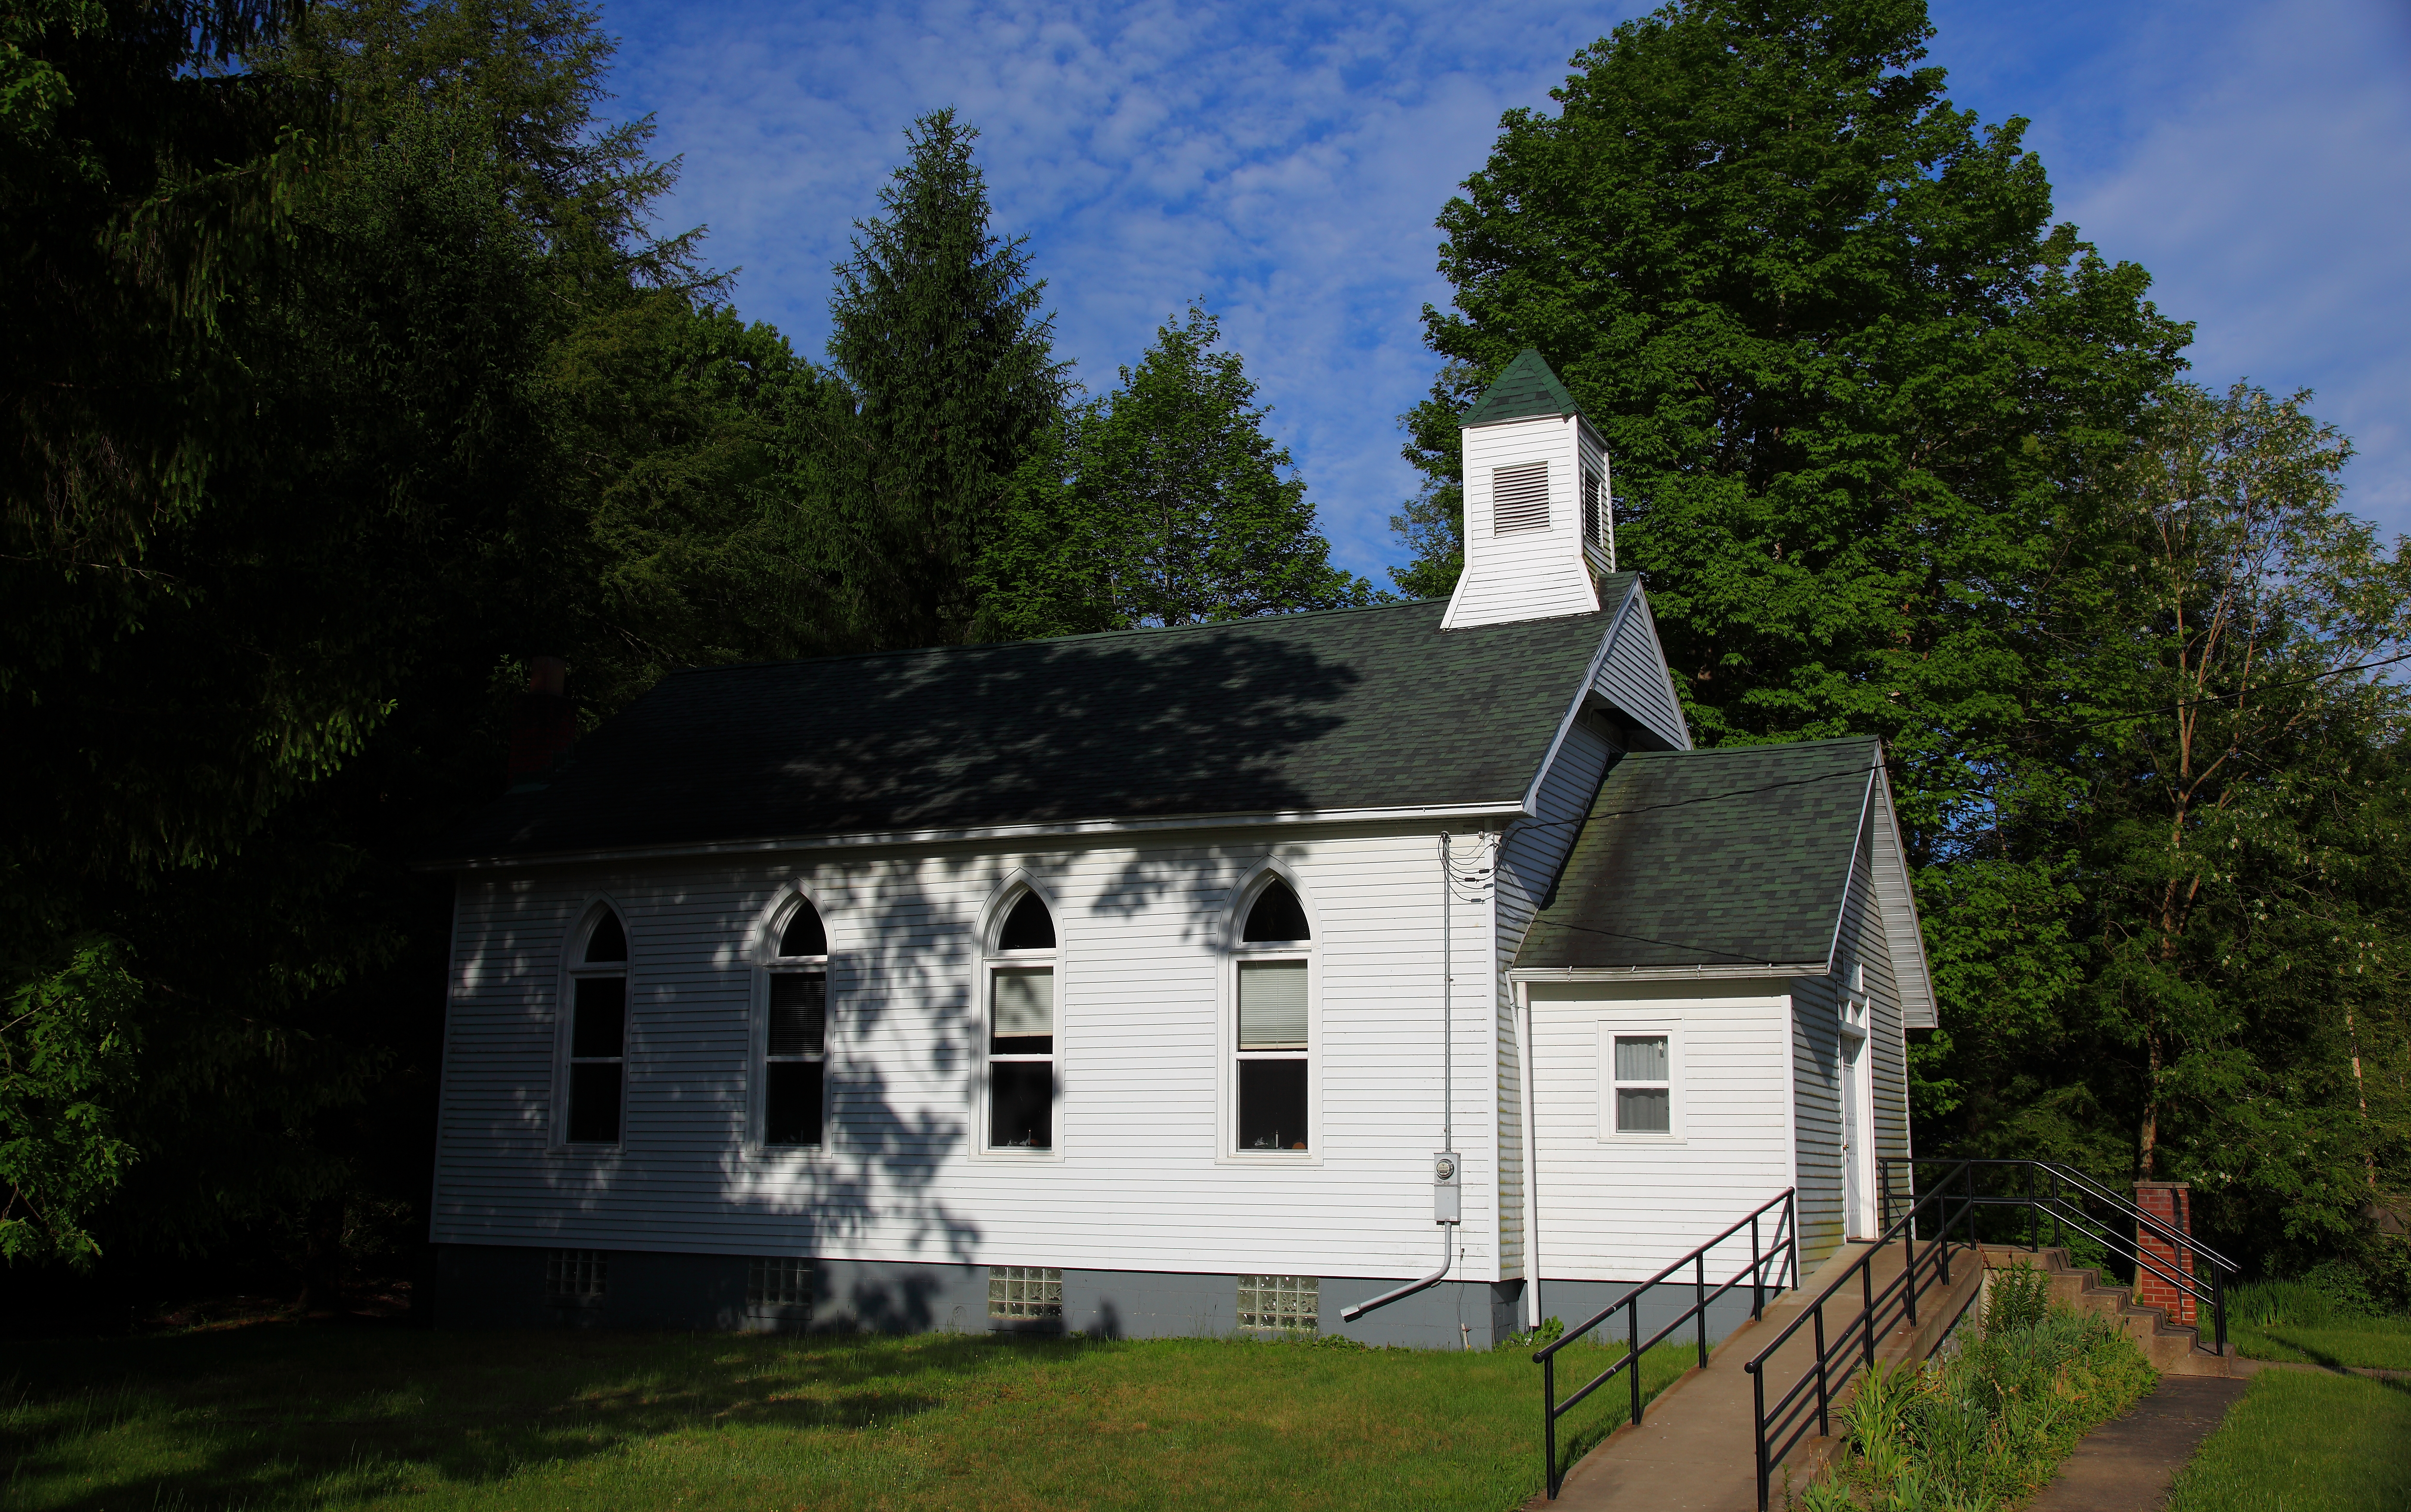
[{"x1": 1463, "y1": 348, "x2": 1585, "y2": 427}]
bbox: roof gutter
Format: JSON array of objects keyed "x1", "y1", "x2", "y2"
[
  {"x1": 419, "y1": 800, "x2": 1533, "y2": 873},
  {"x1": 1509, "y1": 963, "x2": 1824, "y2": 983}
]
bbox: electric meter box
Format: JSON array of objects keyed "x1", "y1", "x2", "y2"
[{"x1": 1433, "y1": 1150, "x2": 1462, "y2": 1224}]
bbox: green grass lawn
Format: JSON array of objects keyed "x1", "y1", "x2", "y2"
[
  {"x1": 2163, "y1": 1370, "x2": 2411, "y2": 1512},
  {"x1": 2224, "y1": 1281, "x2": 2411, "y2": 1372},
  {"x1": 0, "y1": 1323, "x2": 1695, "y2": 1512}
]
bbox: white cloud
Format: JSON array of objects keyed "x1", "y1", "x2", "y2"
[
  {"x1": 607, "y1": 0, "x2": 2411, "y2": 579},
  {"x1": 1935, "y1": 0, "x2": 2411, "y2": 535}
]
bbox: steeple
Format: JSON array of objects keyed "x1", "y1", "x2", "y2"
[{"x1": 1440, "y1": 350, "x2": 1613, "y2": 631}]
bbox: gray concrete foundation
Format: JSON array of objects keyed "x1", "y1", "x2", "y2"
[{"x1": 431, "y1": 1244, "x2": 1751, "y2": 1352}]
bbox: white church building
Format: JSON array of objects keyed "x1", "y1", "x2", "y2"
[{"x1": 422, "y1": 351, "x2": 1930, "y2": 1346}]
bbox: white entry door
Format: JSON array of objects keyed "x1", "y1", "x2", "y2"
[{"x1": 1839, "y1": 1009, "x2": 1875, "y2": 1238}]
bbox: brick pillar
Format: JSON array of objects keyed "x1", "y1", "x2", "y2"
[{"x1": 2132, "y1": 1182, "x2": 2196, "y2": 1325}]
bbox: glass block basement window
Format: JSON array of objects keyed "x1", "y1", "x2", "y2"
[
  {"x1": 989, "y1": 1266, "x2": 1062, "y2": 1320},
  {"x1": 544, "y1": 1249, "x2": 607, "y2": 1303},
  {"x1": 1237, "y1": 1275, "x2": 1318, "y2": 1333},
  {"x1": 748, "y1": 1256, "x2": 812, "y2": 1312}
]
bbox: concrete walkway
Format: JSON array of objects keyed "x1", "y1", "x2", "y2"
[
  {"x1": 2023, "y1": 1375, "x2": 2248, "y2": 1512},
  {"x1": 1524, "y1": 1237, "x2": 1984, "y2": 1512}
]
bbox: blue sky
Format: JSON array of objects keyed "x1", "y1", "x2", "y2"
[{"x1": 600, "y1": 0, "x2": 2411, "y2": 586}]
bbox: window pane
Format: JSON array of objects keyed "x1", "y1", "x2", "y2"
[
  {"x1": 765, "y1": 1060, "x2": 823, "y2": 1146},
  {"x1": 1238, "y1": 961, "x2": 1308, "y2": 1048},
  {"x1": 1238, "y1": 1059, "x2": 1309, "y2": 1150},
  {"x1": 770, "y1": 972, "x2": 826, "y2": 1056},
  {"x1": 990, "y1": 1062, "x2": 1053, "y2": 1149},
  {"x1": 584, "y1": 913, "x2": 627, "y2": 963},
  {"x1": 778, "y1": 901, "x2": 827, "y2": 957},
  {"x1": 1614, "y1": 1035, "x2": 1668, "y2": 1082},
  {"x1": 568, "y1": 1061, "x2": 622, "y2": 1143},
  {"x1": 993, "y1": 967, "x2": 1054, "y2": 1038},
  {"x1": 1242, "y1": 881, "x2": 1311, "y2": 942},
  {"x1": 572, "y1": 976, "x2": 625, "y2": 1058},
  {"x1": 998, "y1": 892, "x2": 1055, "y2": 950},
  {"x1": 1617, "y1": 1087, "x2": 1671, "y2": 1133}
]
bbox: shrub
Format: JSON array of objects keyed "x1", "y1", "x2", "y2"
[{"x1": 1796, "y1": 1298, "x2": 2156, "y2": 1510}]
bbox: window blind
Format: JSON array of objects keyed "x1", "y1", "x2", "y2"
[
  {"x1": 1238, "y1": 961, "x2": 1308, "y2": 1048},
  {"x1": 992, "y1": 967, "x2": 1054, "y2": 1037},
  {"x1": 769, "y1": 972, "x2": 826, "y2": 1056},
  {"x1": 1582, "y1": 467, "x2": 1603, "y2": 545},
  {"x1": 1614, "y1": 1034, "x2": 1668, "y2": 1081},
  {"x1": 1493, "y1": 462, "x2": 1550, "y2": 533}
]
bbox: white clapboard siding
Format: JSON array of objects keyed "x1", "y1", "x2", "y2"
[
  {"x1": 1594, "y1": 589, "x2": 1691, "y2": 751},
  {"x1": 1444, "y1": 416, "x2": 1601, "y2": 630},
  {"x1": 1525, "y1": 982, "x2": 1794, "y2": 1280},
  {"x1": 435, "y1": 825, "x2": 1508, "y2": 1283},
  {"x1": 1492, "y1": 717, "x2": 1617, "y2": 1277}
]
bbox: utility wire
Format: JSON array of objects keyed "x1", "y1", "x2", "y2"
[{"x1": 1493, "y1": 647, "x2": 2411, "y2": 839}]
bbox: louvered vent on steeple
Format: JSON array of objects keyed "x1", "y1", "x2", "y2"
[{"x1": 1493, "y1": 463, "x2": 1550, "y2": 533}]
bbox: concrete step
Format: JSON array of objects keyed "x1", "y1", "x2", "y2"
[{"x1": 1977, "y1": 1244, "x2": 2232, "y2": 1376}]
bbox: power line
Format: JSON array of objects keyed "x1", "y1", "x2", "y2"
[{"x1": 1497, "y1": 648, "x2": 2411, "y2": 839}]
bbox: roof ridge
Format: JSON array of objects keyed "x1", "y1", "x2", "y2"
[
  {"x1": 1617, "y1": 735, "x2": 1878, "y2": 760},
  {"x1": 664, "y1": 596, "x2": 1457, "y2": 680}
]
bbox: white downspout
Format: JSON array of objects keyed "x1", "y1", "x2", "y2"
[{"x1": 1518, "y1": 979, "x2": 1541, "y2": 1329}]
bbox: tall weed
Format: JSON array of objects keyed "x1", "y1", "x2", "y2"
[{"x1": 1795, "y1": 1290, "x2": 2155, "y2": 1510}]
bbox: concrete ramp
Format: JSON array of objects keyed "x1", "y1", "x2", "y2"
[{"x1": 1528, "y1": 1238, "x2": 1985, "y2": 1512}]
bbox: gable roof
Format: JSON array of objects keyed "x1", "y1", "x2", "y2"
[
  {"x1": 1513, "y1": 738, "x2": 1884, "y2": 972},
  {"x1": 427, "y1": 586, "x2": 1645, "y2": 868},
  {"x1": 1463, "y1": 349, "x2": 1587, "y2": 427}
]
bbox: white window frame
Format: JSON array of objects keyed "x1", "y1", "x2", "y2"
[
  {"x1": 753, "y1": 888, "x2": 831, "y2": 1155},
  {"x1": 1221, "y1": 866, "x2": 1320, "y2": 1165},
  {"x1": 1598, "y1": 1019, "x2": 1684, "y2": 1142},
  {"x1": 977, "y1": 877, "x2": 1063, "y2": 1160},
  {"x1": 555, "y1": 900, "x2": 631, "y2": 1150}
]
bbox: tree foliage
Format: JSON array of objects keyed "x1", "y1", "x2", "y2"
[
  {"x1": 986, "y1": 306, "x2": 1376, "y2": 636},
  {"x1": 1401, "y1": 0, "x2": 2410, "y2": 1292},
  {"x1": 804, "y1": 109, "x2": 1072, "y2": 651}
]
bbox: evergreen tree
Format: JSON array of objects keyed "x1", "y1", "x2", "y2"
[
  {"x1": 804, "y1": 110, "x2": 1071, "y2": 649},
  {"x1": 986, "y1": 307, "x2": 1374, "y2": 635}
]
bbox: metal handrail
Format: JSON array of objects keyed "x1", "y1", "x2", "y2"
[
  {"x1": 1877, "y1": 1156, "x2": 2236, "y2": 1356},
  {"x1": 1741, "y1": 1163, "x2": 1982, "y2": 1511},
  {"x1": 1534, "y1": 1188, "x2": 1798, "y2": 1500},
  {"x1": 1726, "y1": 1157, "x2": 2241, "y2": 1511},
  {"x1": 1880, "y1": 1157, "x2": 2239, "y2": 1273}
]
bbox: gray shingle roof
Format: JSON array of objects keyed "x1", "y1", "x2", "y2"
[
  {"x1": 1463, "y1": 349, "x2": 1586, "y2": 427},
  {"x1": 1515, "y1": 738, "x2": 1880, "y2": 970},
  {"x1": 430, "y1": 588, "x2": 1641, "y2": 866}
]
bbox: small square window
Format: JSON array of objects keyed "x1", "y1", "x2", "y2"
[
  {"x1": 989, "y1": 1265, "x2": 1062, "y2": 1320},
  {"x1": 747, "y1": 1256, "x2": 813, "y2": 1312},
  {"x1": 545, "y1": 1249, "x2": 608, "y2": 1304},
  {"x1": 1237, "y1": 1274, "x2": 1318, "y2": 1333}
]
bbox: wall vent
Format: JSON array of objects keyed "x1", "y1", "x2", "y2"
[{"x1": 1493, "y1": 462, "x2": 1550, "y2": 534}]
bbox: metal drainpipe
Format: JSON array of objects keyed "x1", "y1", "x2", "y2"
[
  {"x1": 1441, "y1": 832, "x2": 1454, "y2": 1151},
  {"x1": 1518, "y1": 979, "x2": 1541, "y2": 1330}
]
